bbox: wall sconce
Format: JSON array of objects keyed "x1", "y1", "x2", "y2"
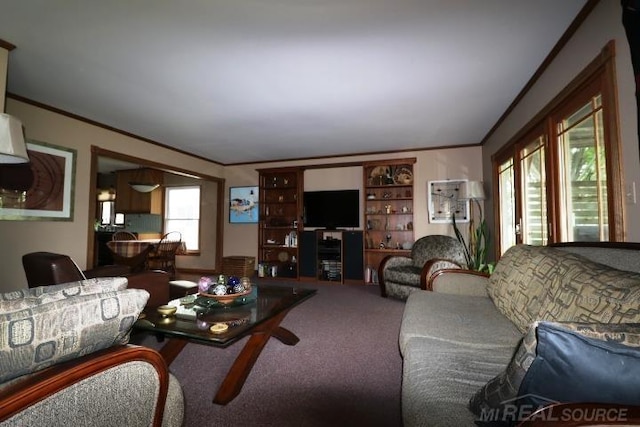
[{"x1": 0, "y1": 113, "x2": 29, "y2": 163}]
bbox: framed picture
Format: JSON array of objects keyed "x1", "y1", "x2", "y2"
[
  {"x1": 0, "y1": 140, "x2": 76, "y2": 221},
  {"x1": 229, "y1": 186, "x2": 258, "y2": 223},
  {"x1": 428, "y1": 179, "x2": 469, "y2": 223}
]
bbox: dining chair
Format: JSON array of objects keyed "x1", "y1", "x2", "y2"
[
  {"x1": 147, "y1": 231, "x2": 182, "y2": 279},
  {"x1": 106, "y1": 241, "x2": 153, "y2": 273},
  {"x1": 112, "y1": 230, "x2": 137, "y2": 241}
]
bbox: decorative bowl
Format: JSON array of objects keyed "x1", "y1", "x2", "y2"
[
  {"x1": 157, "y1": 304, "x2": 177, "y2": 317},
  {"x1": 197, "y1": 289, "x2": 252, "y2": 306}
]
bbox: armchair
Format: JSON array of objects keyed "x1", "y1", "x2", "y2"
[
  {"x1": 0, "y1": 279, "x2": 183, "y2": 426},
  {"x1": 0, "y1": 345, "x2": 184, "y2": 427},
  {"x1": 22, "y1": 252, "x2": 170, "y2": 308},
  {"x1": 378, "y1": 234, "x2": 466, "y2": 299},
  {"x1": 22, "y1": 252, "x2": 131, "y2": 287}
]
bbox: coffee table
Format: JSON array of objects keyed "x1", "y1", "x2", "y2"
[{"x1": 133, "y1": 284, "x2": 316, "y2": 405}]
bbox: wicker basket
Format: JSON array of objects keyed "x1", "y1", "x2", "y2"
[{"x1": 222, "y1": 256, "x2": 256, "y2": 277}]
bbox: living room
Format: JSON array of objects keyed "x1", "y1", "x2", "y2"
[
  {"x1": 2, "y1": 1, "x2": 640, "y2": 426},
  {"x1": 1, "y1": 1, "x2": 638, "y2": 292}
]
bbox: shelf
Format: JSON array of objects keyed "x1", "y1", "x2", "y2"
[
  {"x1": 258, "y1": 167, "x2": 303, "y2": 279},
  {"x1": 365, "y1": 213, "x2": 413, "y2": 216},
  {"x1": 366, "y1": 184, "x2": 413, "y2": 189},
  {"x1": 363, "y1": 158, "x2": 416, "y2": 279}
]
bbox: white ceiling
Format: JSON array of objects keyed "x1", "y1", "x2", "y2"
[{"x1": 1, "y1": 0, "x2": 587, "y2": 165}]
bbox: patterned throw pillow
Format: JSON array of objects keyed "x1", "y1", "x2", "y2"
[
  {"x1": 487, "y1": 245, "x2": 640, "y2": 332},
  {"x1": 469, "y1": 321, "x2": 640, "y2": 426},
  {"x1": 0, "y1": 277, "x2": 129, "y2": 303},
  {"x1": 0, "y1": 287, "x2": 148, "y2": 384},
  {"x1": 487, "y1": 245, "x2": 561, "y2": 332}
]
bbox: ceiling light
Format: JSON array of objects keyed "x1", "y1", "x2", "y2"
[
  {"x1": 129, "y1": 183, "x2": 160, "y2": 193},
  {"x1": 0, "y1": 113, "x2": 29, "y2": 163}
]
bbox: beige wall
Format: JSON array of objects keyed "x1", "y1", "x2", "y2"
[
  {"x1": 223, "y1": 146, "x2": 483, "y2": 261},
  {"x1": 483, "y1": 1, "x2": 640, "y2": 247},
  {"x1": 1, "y1": 99, "x2": 224, "y2": 291}
]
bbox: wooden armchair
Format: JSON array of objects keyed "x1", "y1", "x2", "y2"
[
  {"x1": 112, "y1": 230, "x2": 138, "y2": 241},
  {"x1": 0, "y1": 345, "x2": 183, "y2": 427},
  {"x1": 147, "y1": 232, "x2": 182, "y2": 279}
]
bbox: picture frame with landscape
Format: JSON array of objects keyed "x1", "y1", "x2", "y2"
[{"x1": 229, "y1": 186, "x2": 258, "y2": 224}]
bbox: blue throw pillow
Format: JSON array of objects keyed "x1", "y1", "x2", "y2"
[
  {"x1": 518, "y1": 322, "x2": 640, "y2": 408},
  {"x1": 470, "y1": 321, "x2": 640, "y2": 426}
]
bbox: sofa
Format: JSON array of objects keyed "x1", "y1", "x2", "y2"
[
  {"x1": 0, "y1": 277, "x2": 184, "y2": 426},
  {"x1": 400, "y1": 243, "x2": 640, "y2": 426}
]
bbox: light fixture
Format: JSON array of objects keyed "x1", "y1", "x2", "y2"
[
  {"x1": 460, "y1": 180, "x2": 486, "y2": 201},
  {"x1": 97, "y1": 186, "x2": 116, "y2": 201},
  {"x1": 129, "y1": 182, "x2": 160, "y2": 193},
  {"x1": 0, "y1": 113, "x2": 29, "y2": 163}
]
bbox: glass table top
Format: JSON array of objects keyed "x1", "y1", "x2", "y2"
[{"x1": 133, "y1": 285, "x2": 317, "y2": 347}]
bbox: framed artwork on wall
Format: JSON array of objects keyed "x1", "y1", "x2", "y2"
[
  {"x1": 229, "y1": 186, "x2": 258, "y2": 224},
  {"x1": 0, "y1": 140, "x2": 76, "y2": 221},
  {"x1": 428, "y1": 179, "x2": 469, "y2": 223}
]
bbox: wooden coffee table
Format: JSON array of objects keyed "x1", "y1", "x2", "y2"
[{"x1": 133, "y1": 285, "x2": 316, "y2": 405}]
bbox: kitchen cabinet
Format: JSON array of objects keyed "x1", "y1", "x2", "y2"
[{"x1": 114, "y1": 168, "x2": 164, "y2": 214}]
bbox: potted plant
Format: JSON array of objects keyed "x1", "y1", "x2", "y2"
[{"x1": 452, "y1": 181, "x2": 495, "y2": 274}]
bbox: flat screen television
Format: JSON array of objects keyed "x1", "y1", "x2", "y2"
[{"x1": 303, "y1": 190, "x2": 360, "y2": 229}]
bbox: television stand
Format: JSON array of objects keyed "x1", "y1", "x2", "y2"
[{"x1": 317, "y1": 231, "x2": 342, "y2": 282}]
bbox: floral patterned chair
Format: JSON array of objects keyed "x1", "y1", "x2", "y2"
[{"x1": 378, "y1": 234, "x2": 466, "y2": 300}]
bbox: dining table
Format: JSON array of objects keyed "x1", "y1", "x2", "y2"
[{"x1": 106, "y1": 239, "x2": 186, "y2": 272}]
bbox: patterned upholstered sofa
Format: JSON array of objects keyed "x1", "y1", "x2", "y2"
[
  {"x1": 0, "y1": 277, "x2": 184, "y2": 426},
  {"x1": 400, "y1": 243, "x2": 640, "y2": 427}
]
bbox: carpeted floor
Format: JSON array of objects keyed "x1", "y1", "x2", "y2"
[{"x1": 137, "y1": 281, "x2": 406, "y2": 427}]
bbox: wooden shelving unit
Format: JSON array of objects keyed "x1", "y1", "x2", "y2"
[
  {"x1": 362, "y1": 158, "x2": 416, "y2": 283},
  {"x1": 257, "y1": 167, "x2": 303, "y2": 279}
]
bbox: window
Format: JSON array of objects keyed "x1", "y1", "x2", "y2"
[
  {"x1": 556, "y1": 94, "x2": 609, "y2": 242},
  {"x1": 497, "y1": 158, "x2": 516, "y2": 252},
  {"x1": 520, "y1": 134, "x2": 548, "y2": 246},
  {"x1": 494, "y1": 42, "x2": 623, "y2": 255},
  {"x1": 165, "y1": 186, "x2": 201, "y2": 251},
  {"x1": 100, "y1": 201, "x2": 114, "y2": 225}
]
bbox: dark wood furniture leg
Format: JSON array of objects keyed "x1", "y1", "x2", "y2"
[
  {"x1": 154, "y1": 308, "x2": 301, "y2": 405},
  {"x1": 157, "y1": 338, "x2": 189, "y2": 365},
  {"x1": 213, "y1": 309, "x2": 297, "y2": 405}
]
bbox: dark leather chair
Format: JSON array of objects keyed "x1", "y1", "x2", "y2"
[
  {"x1": 22, "y1": 252, "x2": 131, "y2": 288},
  {"x1": 21, "y1": 252, "x2": 170, "y2": 308}
]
